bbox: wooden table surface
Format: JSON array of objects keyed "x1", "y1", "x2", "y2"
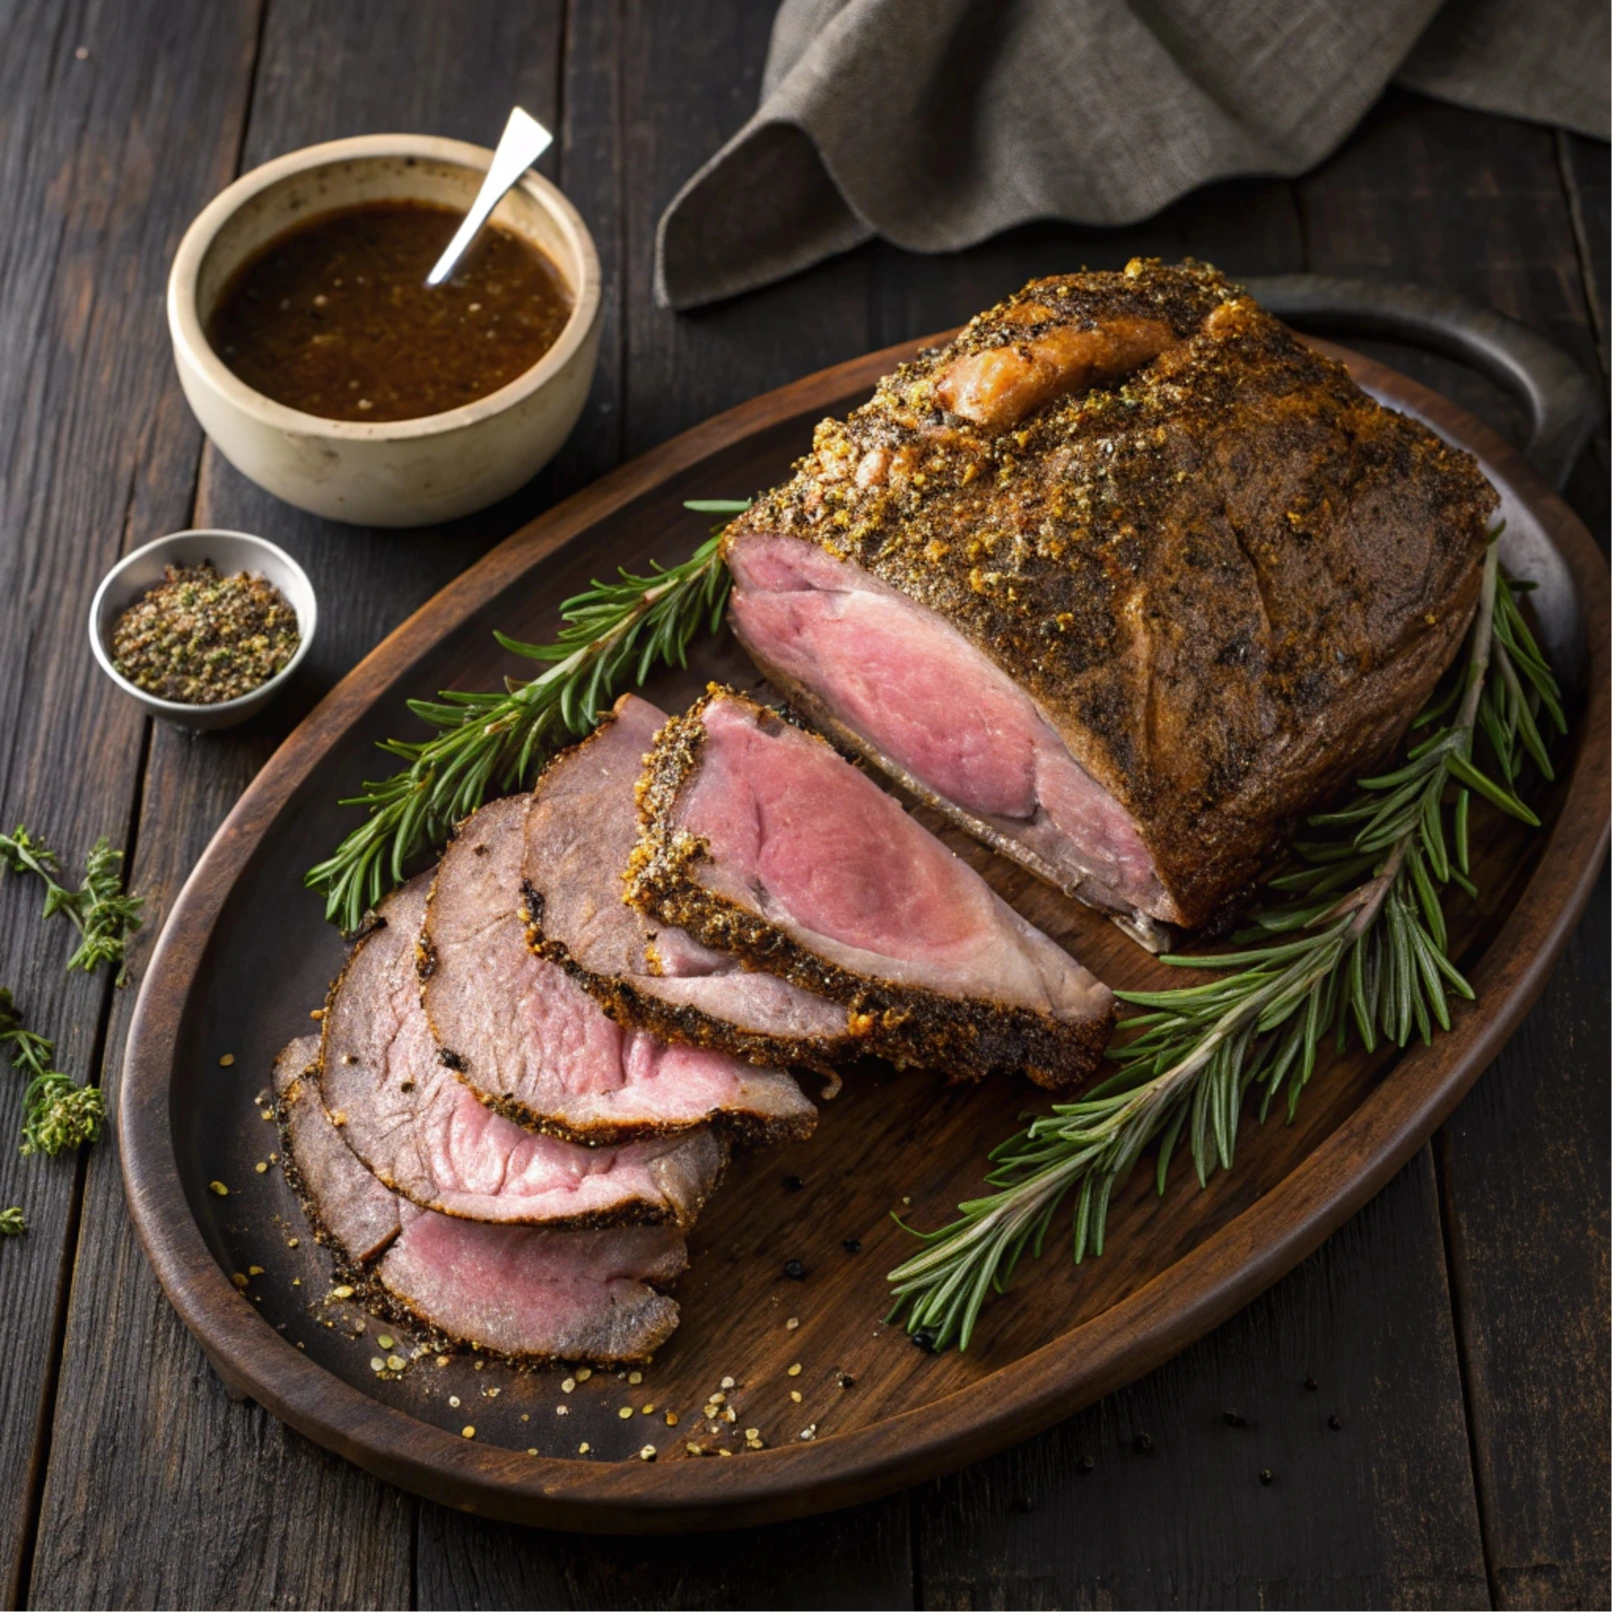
[{"x1": 0, "y1": 5, "x2": 1605, "y2": 1607}]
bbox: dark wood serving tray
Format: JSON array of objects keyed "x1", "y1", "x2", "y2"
[{"x1": 120, "y1": 336, "x2": 1609, "y2": 1533}]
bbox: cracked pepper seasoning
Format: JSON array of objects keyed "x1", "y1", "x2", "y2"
[{"x1": 110, "y1": 562, "x2": 299, "y2": 704}]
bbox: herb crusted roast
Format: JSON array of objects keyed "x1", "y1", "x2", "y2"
[
  {"x1": 275, "y1": 1037, "x2": 685, "y2": 1365},
  {"x1": 723, "y1": 259, "x2": 1497, "y2": 939},
  {"x1": 626, "y1": 688, "x2": 1113, "y2": 1090},
  {"x1": 320, "y1": 875, "x2": 726, "y2": 1229},
  {"x1": 420, "y1": 794, "x2": 817, "y2": 1144},
  {"x1": 522, "y1": 693, "x2": 863, "y2": 1073}
]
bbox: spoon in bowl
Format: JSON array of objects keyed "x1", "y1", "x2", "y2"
[{"x1": 425, "y1": 106, "x2": 554, "y2": 287}]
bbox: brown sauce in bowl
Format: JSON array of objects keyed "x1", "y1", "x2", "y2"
[{"x1": 207, "y1": 200, "x2": 572, "y2": 422}]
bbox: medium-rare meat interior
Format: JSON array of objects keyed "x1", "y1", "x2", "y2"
[
  {"x1": 275, "y1": 1036, "x2": 684, "y2": 1365},
  {"x1": 523, "y1": 692, "x2": 861, "y2": 1071},
  {"x1": 321, "y1": 874, "x2": 726, "y2": 1228},
  {"x1": 626, "y1": 686, "x2": 1113, "y2": 1090},
  {"x1": 723, "y1": 259, "x2": 1496, "y2": 938},
  {"x1": 420, "y1": 794, "x2": 818, "y2": 1144}
]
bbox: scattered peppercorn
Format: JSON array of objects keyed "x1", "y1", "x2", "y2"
[
  {"x1": 1259, "y1": 1468, "x2": 1273, "y2": 1486},
  {"x1": 838, "y1": 1373, "x2": 856, "y2": 1389},
  {"x1": 842, "y1": 1237, "x2": 861, "y2": 1254},
  {"x1": 1132, "y1": 1433, "x2": 1153, "y2": 1454},
  {"x1": 912, "y1": 1329, "x2": 937, "y2": 1353},
  {"x1": 1077, "y1": 1454, "x2": 1095, "y2": 1473},
  {"x1": 783, "y1": 1258, "x2": 807, "y2": 1280},
  {"x1": 781, "y1": 1174, "x2": 803, "y2": 1192},
  {"x1": 109, "y1": 562, "x2": 300, "y2": 705},
  {"x1": 1328, "y1": 1414, "x2": 1342, "y2": 1431},
  {"x1": 1223, "y1": 1410, "x2": 1245, "y2": 1427},
  {"x1": 1304, "y1": 1376, "x2": 1318, "y2": 1391}
]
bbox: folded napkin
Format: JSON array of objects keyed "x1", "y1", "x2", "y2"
[{"x1": 656, "y1": 0, "x2": 1609, "y2": 309}]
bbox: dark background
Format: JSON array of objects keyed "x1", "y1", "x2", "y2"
[{"x1": 0, "y1": 3, "x2": 1606, "y2": 1607}]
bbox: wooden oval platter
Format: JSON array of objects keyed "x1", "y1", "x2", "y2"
[{"x1": 120, "y1": 335, "x2": 1609, "y2": 1533}]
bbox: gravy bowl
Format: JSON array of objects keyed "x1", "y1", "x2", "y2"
[{"x1": 168, "y1": 134, "x2": 602, "y2": 527}]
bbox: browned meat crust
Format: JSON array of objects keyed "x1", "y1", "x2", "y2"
[
  {"x1": 521, "y1": 709, "x2": 859, "y2": 1075},
  {"x1": 724, "y1": 259, "x2": 1496, "y2": 927},
  {"x1": 625, "y1": 690, "x2": 1114, "y2": 1091}
]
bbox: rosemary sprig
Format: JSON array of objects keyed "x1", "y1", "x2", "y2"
[
  {"x1": 0, "y1": 1206, "x2": 22, "y2": 1237},
  {"x1": 0, "y1": 826, "x2": 144, "y2": 984},
  {"x1": 889, "y1": 541, "x2": 1565, "y2": 1350},
  {"x1": 306, "y1": 501, "x2": 747, "y2": 933},
  {"x1": 0, "y1": 989, "x2": 105, "y2": 1157}
]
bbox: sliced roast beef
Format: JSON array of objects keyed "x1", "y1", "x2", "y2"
[
  {"x1": 321, "y1": 875, "x2": 725, "y2": 1228},
  {"x1": 523, "y1": 693, "x2": 861, "y2": 1071},
  {"x1": 275, "y1": 1034, "x2": 399, "y2": 1263},
  {"x1": 421, "y1": 794, "x2": 817, "y2": 1145},
  {"x1": 723, "y1": 260, "x2": 1496, "y2": 935},
  {"x1": 626, "y1": 688, "x2": 1113, "y2": 1090},
  {"x1": 378, "y1": 1208, "x2": 684, "y2": 1366},
  {"x1": 276, "y1": 1038, "x2": 683, "y2": 1365}
]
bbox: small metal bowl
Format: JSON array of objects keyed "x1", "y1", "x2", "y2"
[{"x1": 88, "y1": 529, "x2": 317, "y2": 732}]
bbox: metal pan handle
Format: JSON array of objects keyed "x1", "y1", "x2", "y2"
[{"x1": 1245, "y1": 274, "x2": 1601, "y2": 491}]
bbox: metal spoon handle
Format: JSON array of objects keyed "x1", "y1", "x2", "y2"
[{"x1": 426, "y1": 106, "x2": 554, "y2": 287}]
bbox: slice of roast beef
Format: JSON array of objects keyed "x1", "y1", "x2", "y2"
[
  {"x1": 722, "y1": 260, "x2": 1496, "y2": 936},
  {"x1": 421, "y1": 794, "x2": 817, "y2": 1145},
  {"x1": 276, "y1": 1038, "x2": 683, "y2": 1365},
  {"x1": 523, "y1": 693, "x2": 861, "y2": 1071},
  {"x1": 275, "y1": 1034, "x2": 399, "y2": 1263},
  {"x1": 321, "y1": 875, "x2": 725, "y2": 1228},
  {"x1": 378, "y1": 1207, "x2": 684, "y2": 1366},
  {"x1": 626, "y1": 688, "x2": 1113, "y2": 1090}
]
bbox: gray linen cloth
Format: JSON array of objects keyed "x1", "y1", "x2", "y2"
[{"x1": 656, "y1": 0, "x2": 1609, "y2": 309}]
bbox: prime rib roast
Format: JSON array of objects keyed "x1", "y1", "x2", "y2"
[
  {"x1": 723, "y1": 259, "x2": 1496, "y2": 940},
  {"x1": 320, "y1": 875, "x2": 726, "y2": 1228},
  {"x1": 420, "y1": 794, "x2": 818, "y2": 1144},
  {"x1": 625, "y1": 687, "x2": 1114, "y2": 1090},
  {"x1": 270, "y1": 258, "x2": 1500, "y2": 1364},
  {"x1": 275, "y1": 1037, "x2": 685, "y2": 1364},
  {"x1": 522, "y1": 693, "x2": 862, "y2": 1072}
]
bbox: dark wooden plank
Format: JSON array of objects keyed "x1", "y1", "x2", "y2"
[
  {"x1": 1558, "y1": 132, "x2": 1609, "y2": 367},
  {"x1": 416, "y1": 1501, "x2": 913, "y2": 1611},
  {"x1": 913, "y1": 1150, "x2": 1490, "y2": 1610},
  {"x1": 1300, "y1": 90, "x2": 1611, "y2": 1610},
  {"x1": 618, "y1": 0, "x2": 877, "y2": 462},
  {"x1": 0, "y1": 1, "x2": 262, "y2": 1603},
  {"x1": 28, "y1": 1, "x2": 585, "y2": 1604},
  {"x1": 1436, "y1": 866, "x2": 1611, "y2": 1610}
]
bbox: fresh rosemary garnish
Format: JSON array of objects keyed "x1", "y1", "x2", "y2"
[
  {"x1": 0, "y1": 988, "x2": 105, "y2": 1157},
  {"x1": 0, "y1": 826, "x2": 143, "y2": 985},
  {"x1": 306, "y1": 501, "x2": 748, "y2": 933},
  {"x1": 888, "y1": 541, "x2": 1566, "y2": 1350},
  {"x1": 0, "y1": 1206, "x2": 22, "y2": 1237}
]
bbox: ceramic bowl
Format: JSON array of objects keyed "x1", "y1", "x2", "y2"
[
  {"x1": 167, "y1": 134, "x2": 603, "y2": 527},
  {"x1": 89, "y1": 530, "x2": 317, "y2": 732}
]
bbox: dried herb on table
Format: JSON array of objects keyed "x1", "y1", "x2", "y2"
[
  {"x1": 307, "y1": 500, "x2": 747, "y2": 934},
  {"x1": 0, "y1": 1207, "x2": 22, "y2": 1236},
  {"x1": 110, "y1": 561, "x2": 299, "y2": 705},
  {"x1": 0, "y1": 826, "x2": 143, "y2": 984},
  {"x1": 0, "y1": 989, "x2": 104, "y2": 1156},
  {"x1": 888, "y1": 540, "x2": 1567, "y2": 1350}
]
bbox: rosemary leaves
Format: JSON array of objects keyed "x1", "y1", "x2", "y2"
[
  {"x1": 306, "y1": 501, "x2": 746, "y2": 933},
  {"x1": 888, "y1": 542, "x2": 1566, "y2": 1350}
]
